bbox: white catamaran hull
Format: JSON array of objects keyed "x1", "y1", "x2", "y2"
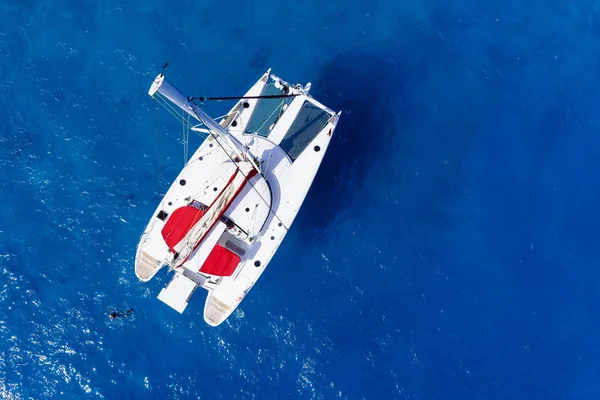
[{"x1": 135, "y1": 69, "x2": 340, "y2": 326}]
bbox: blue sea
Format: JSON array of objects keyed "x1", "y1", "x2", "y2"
[{"x1": 1, "y1": 0, "x2": 600, "y2": 398}]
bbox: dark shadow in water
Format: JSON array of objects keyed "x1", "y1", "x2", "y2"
[{"x1": 294, "y1": 45, "x2": 427, "y2": 236}]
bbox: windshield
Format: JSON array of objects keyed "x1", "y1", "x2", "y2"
[
  {"x1": 279, "y1": 101, "x2": 330, "y2": 161},
  {"x1": 246, "y1": 83, "x2": 294, "y2": 137}
]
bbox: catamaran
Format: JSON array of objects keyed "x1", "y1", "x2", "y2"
[{"x1": 135, "y1": 68, "x2": 340, "y2": 326}]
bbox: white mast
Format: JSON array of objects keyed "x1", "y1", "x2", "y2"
[{"x1": 149, "y1": 74, "x2": 259, "y2": 171}]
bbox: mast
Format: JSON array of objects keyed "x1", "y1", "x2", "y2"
[
  {"x1": 149, "y1": 74, "x2": 259, "y2": 171},
  {"x1": 150, "y1": 71, "x2": 290, "y2": 232}
]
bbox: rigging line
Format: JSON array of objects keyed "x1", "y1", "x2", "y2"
[
  {"x1": 154, "y1": 97, "x2": 191, "y2": 128},
  {"x1": 185, "y1": 112, "x2": 191, "y2": 164},
  {"x1": 212, "y1": 113, "x2": 230, "y2": 121},
  {"x1": 155, "y1": 93, "x2": 189, "y2": 124},
  {"x1": 248, "y1": 203, "x2": 259, "y2": 237},
  {"x1": 154, "y1": 94, "x2": 194, "y2": 127},
  {"x1": 190, "y1": 129, "x2": 209, "y2": 141},
  {"x1": 264, "y1": 146, "x2": 275, "y2": 178},
  {"x1": 187, "y1": 102, "x2": 289, "y2": 231},
  {"x1": 156, "y1": 91, "x2": 188, "y2": 119},
  {"x1": 157, "y1": 100, "x2": 208, "y2": 144},
  {"x1": 182, "y1": 110, "x2": 187, "y2": 166},
  {"x1": 254, "y1": 98, "x2": 286, "y2": 134},
  {"x1": 155, "y1": 92, "x2": 202, "y2": 130},
  {"x1": 244, "y1": 97, "x2": 286, "y2": 149},
  {"x1": 262, "y1": 100, "x2": 290, "y2": 171},
  {"x1": 186, "y1": 114, "x2": 190, "y2": 162},
  {"x1": 155, "y1": 104, "x2": 164, "y2": 196},
  {"x1": 190, "y1": 93, "x2": 300, "y2": 102},
  {"x1": 155, "y1": 94, "x2": 209, "y2": 143}
]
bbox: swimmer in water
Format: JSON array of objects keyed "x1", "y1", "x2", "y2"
[{"x1": 109, "y1": 308, "x2": 134, "y2": 320}]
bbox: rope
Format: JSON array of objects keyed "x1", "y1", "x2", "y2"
[
  {"x1": 154, "y1": 93, "x2": 208, "y2": 142},
  {"x1": 153, "y1": 89, "x2": 289, "y2": 230},
  {"x1": 182, "y1": 111, "x2": 190, "y2": 166},
  {"x1": 244, "y1": 96, "x2": 286, "y2": 149},
  {"x1": 191, "y1": 93, "x2": 299, "y2": 102},
  {"x1": 264, "y1": 146, "x2": 275, "y2": 178},
  {"x1": 186, "y1": 114, "x2": 190, "y2": 162},
  {"x1": 253, "y1": 98, "x2": 287, "y2": 135},
  {"x1": 187, "y1": 106, "x2": 289, "y2": 230},
  {"x1": 154, "y1": 105, "x2": 164, "y2": 196},
  {"x1": 154, "y1": 93, "x2": 193, "y2": 128}
]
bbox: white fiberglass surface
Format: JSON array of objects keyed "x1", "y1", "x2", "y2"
[{"x1": 279, "y1": 101, "x2": 331, "y2": 161}]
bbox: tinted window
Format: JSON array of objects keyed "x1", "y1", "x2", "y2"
[
  {"x1": 247, "y1": 83, "x2": 294, "y2": 137},
  {"x1": 280, "y1": 102, "x2": 330, "y2": 161}
]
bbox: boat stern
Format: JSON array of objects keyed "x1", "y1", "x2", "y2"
[
  {"x1": 135, "y1": 227, "x2": 170, "y2": 282},
  {"x1": 203, "y1": 280, "x2": 246, "y2": 326},
  {"x1": 135, "y1": 247, "x2": 164, "y2": 281}
]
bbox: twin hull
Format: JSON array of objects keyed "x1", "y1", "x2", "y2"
[{"x1": 135, "y1": 70, "x2": 340, "y2": 326}]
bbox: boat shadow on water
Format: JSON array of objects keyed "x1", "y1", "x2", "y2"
[
  {"x1": 297, "y1": 39, "x2": 493, "y2": 252},
  {"x1": 295, "y1": 47, "x2": 414, "y2": 239}
]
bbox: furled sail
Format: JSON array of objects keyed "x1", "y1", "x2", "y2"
[
  {"x1": 149, "y1": 74, "x2": 255, "y2": 169},
  {"x1": 167, "y1": 161, "x2": 258, "y2": 267}
]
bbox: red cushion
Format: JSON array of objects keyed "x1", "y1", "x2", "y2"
[
  {"x1": 200, "y1": 244, "x2": 241, "y2": 277},
  {"x1": 161, "y1": 206, "x2": 205, "y2": 252}
]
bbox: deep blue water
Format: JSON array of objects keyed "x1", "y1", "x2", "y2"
[{"x1": 2, "y1": 0, "x2": 600, "y2": 398}]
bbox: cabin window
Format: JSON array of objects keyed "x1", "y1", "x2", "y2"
[
  {"x1": 280, "y1": 102, "x2": 330, "y2": 161},
  {"x1": 247, "y1": 83, "x2": 294, "y2": 137}
]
